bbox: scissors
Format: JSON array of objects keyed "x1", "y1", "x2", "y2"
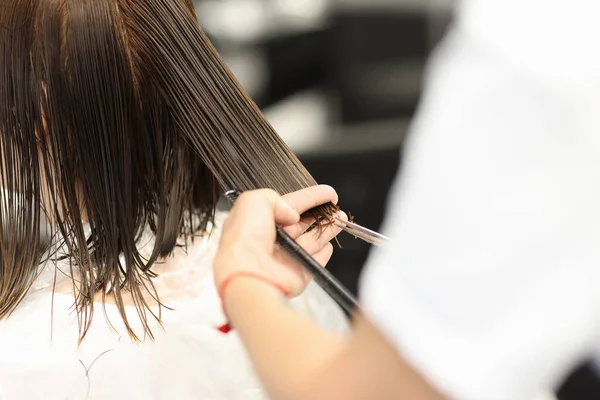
[{"x1": 334, "y1": 217, "x2": 392, "y2": 247}]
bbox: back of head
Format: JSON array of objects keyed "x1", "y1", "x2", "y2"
[{"x1": 0, "y1": 0, "x2": 336, "y2": 340}]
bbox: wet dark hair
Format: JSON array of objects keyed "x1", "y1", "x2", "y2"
[{"x1": 0, "y1": 0, "x2": 336, "y2": 340}]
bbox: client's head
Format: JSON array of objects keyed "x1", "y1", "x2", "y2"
[{"x1": 0, "y1": 0, "x2": 335, "y2": 340}]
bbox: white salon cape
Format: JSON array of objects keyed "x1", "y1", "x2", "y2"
[
  {"x1": 361, "y1": 1, "x2": 600, "y2": 400},
  {"x1": 0, "y1": 213, "x2": 348, "y2": 399}
]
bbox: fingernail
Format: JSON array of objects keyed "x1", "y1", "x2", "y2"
[{"x1": 337, "y1": 211, "x2": 348, "y2": 222}]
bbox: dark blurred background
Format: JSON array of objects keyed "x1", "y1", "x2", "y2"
[{"x1": 195, "y1": 0, "x2": 452, "y2": 296}]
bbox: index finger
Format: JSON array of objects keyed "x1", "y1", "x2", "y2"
[
  {"x1": 221, "y1": 189, "x2": 300, "y2": 248},
  {"x1": 283, "y1": 185, "x2": 338, "y2": 214}
]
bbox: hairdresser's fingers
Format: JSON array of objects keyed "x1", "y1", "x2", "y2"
[
  {"x1": 239, "y1": 189, "x2": 300, "y2": 226},
  {"x1": 221, "y1": 189, "x2": 300, "y2": 250},
  {"x1": 216, "y1": 189, "x2": 302, "y2": 286},
  {"x1": 277, "y1": 242, "x2": 333, "y2": 275},
  {"x1": 311, "y1": 242, "x2": 334, "y2": 267},
  {"x1": 292, "y1": 217, "x2": 343, "y2": 256},
  {"x1": 273, "y1": 212, "x2": 343, "y2": 282},
  {"x1": 283, "y1": 185, "x2": 339, "y2": 213},
  {"x1": 286, "y1": 216, "x2": 318, "y2": 239},
  {"x1": 279, "y1": 243, "x2": 335, "y2": 297},
  {"x1": 282, "y1": 185, "x2": 338, "y2": 238}
]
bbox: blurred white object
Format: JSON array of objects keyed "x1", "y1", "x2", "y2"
[
  {"x1": 197, "y1": 0, "x2": 329, "y2": 44},
  {"x1": 535, "y1": 395, "x2": 558, "y2": 400},
  {"x1": 272, "y1": 0, "x2": 330, "y2": 20},
  {"x1": 360, "y1": 0, "x2": 600, "y2": 400},
  {"x1": 220, "y1": 49, "x2": 268, "y2": 98},
  {"x1": 0, "y1": 213, "x2": 349, "y2": 399},
  {"x1": 196, "y1": 0, "x2": 266, "y2": 42},
  {"x1": 264, "y1": 91, "x2": 330, "y2": 154}
]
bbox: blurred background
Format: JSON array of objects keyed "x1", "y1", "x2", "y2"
[{"x1": 194, "y1": 0, "x2": 453, "y2": 296}]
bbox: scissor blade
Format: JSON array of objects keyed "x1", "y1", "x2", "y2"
[{"x1": 334, "y1": 217, "x2": 392, "y2": 246}]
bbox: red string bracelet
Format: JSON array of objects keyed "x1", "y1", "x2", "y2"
[{"x1": 216, "y1": 271, "x2": 290, "y2": 334}]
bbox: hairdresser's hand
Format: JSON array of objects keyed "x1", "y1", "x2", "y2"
[{"x1": 214, "y1": 185, "x2": 345, "y2": 297}]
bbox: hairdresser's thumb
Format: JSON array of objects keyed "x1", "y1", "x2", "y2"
[
  {"x1": 273, "y1": 195, "x2": 301, "y2": 225},
  {"x1": 226, "y1": 189, "x2": 300, "y2": 243}
]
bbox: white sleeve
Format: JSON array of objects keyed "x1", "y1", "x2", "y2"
[{"x1": 360, "y1": 2, "x2": 600, "y2": 400}]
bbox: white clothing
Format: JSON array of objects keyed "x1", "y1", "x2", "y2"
[
  {"x1": 0, "y1": 213, "x2": 349, "y2": 399},
  {"x1": 361, "y1": 1, "x2": 600, "y2": 400}
]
